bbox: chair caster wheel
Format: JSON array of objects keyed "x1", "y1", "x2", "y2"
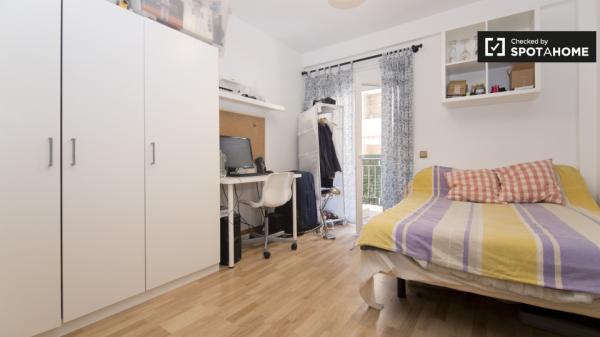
[
  {"x1": 291, "y1": 242, "x2": 297, "y2": 250},
  {"x1": 263, "y1": 251, "x2": 271, "y2": 259}
]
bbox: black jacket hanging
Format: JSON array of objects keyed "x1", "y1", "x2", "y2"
[{"x1": 318, "y1": 122, "x2": 341, "y2": 188}]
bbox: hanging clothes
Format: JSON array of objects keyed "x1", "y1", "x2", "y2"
[
  {"x1": 273, "y1": 171, "x2": 319, "y2": 233},
  {"x1": 303, "y1": 66, "x2": 356, "y2": 223},
  {"x1": 318, "y1": 121, "x2": 342, "y2": 188}
]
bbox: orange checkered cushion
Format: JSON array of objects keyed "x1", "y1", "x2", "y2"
[
  {"x1": 445, "y1": 169, "x2": 501, "y2": 203},
  {"x1": 494, "y1": 159, "x2": 563, "y2": 204}
]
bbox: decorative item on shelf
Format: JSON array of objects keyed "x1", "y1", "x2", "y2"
[
  {"x1": 459, "y1": 38, "x2": 472, "y2": 61},
  {"x1": 313, "y1": 97, "x2": 337, "y2": 106},
  {"x1": 137, "y1": 0, "x2": 230, "y2": 48},
  {"x1": 241, "y1": 94, "x2": 257, "y2": 100},
  {"x1": 141, "y1": 0, "x2": 184, "y2": 30},
  {"x1": 470, "y1": 83, "x2": 486, "y2": 95},
  {"x1": 447, "y1": 80, "x2": 468, "y2": 97},
  {"x1": 182, "y1": 2, "x2": 214, "y2": 43},
  {"x1": 469, "y1": 34, "x2": 478, "y2": 57},
  {"x1": 219, "y1": 78, "x2": 269, "y2": 103},
  {"x1": 510, "y1": 63, "x2": 535, "y2": 90},
  {"x1": 219, "y1": 78, "x2": 242, "y2": 94},
  {"x1": 447, "y1": 40, "x2": 458, "y2": 63},
  {"x1": 117, "y1": 0, "x2": 129, "y2": 9},
  {"x1": 490, "y1": 85, "x2": 507, "y2": 93}
]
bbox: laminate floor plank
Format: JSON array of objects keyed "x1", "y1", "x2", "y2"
[{"x1": 67, "y1": 226, "x2": 566, "y2": 337}]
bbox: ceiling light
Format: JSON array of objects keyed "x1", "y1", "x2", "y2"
[{"x1": 328, "y1": 0, "x2": 365, "y2": 10}]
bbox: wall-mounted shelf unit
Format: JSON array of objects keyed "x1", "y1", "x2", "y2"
[
  {"x1": 441, "y1": 9, "x2": 541, "y2": 106},
  {"x1": 219, "y1": 91, "x2": 285, "y2": 117}
]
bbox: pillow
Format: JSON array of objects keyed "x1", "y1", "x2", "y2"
[
  {"x1": 494, "y1": 159, "x2": 563, "y2": 204},
  {"x1": 445, "y1": 169, "x2": 501, "y2": 203}
]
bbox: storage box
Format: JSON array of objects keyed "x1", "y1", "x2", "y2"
[
  {"x1": 141, "y1": 0, "x2": 184, "y2": 30},
  {"x1": 510, "y1": 63, "x2": 535, "y2": 90},
  {"x1": 447, "y1": 80, "x2": 468, "y2": 97},
  {"x1": 182, "y1": 3, "x2": 214, "y2": 43}
]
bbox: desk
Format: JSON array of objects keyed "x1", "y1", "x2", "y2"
[{"x1": 220, "y1": 173, "x2": 302, "y2": 268}]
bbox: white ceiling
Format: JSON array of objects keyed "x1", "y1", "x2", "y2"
[{"x1": 230, "y1": 0, "x2": 481, "y2": 53}]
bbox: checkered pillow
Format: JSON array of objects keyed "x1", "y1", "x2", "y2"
[
  {"x1": 494, "y1": 159, "x2": 563, "y2": 204},
  {"x1": 445, "y1": 169, "x2": 501, "y2": 203}
]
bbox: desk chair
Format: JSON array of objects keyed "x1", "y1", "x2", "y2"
[{"x1": 243, "y1": 172, "x2": 297, "y2": 259}]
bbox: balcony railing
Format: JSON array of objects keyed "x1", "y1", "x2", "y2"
[{"x1": 362, "y1": 154, "x2": 381, "y2": 206}]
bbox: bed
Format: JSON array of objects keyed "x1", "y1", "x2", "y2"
[{"x1": 357, "y1": 165, "x2": 600, "y2": 318}]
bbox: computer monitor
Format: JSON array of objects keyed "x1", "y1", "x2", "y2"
[{"x1": 220, "y1": 136, "x2": 254, "y2": 170}]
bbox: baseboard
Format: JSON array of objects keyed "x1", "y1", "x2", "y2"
[{"x1": 35, "y1": 264, "x2": 219, "y2": 337}]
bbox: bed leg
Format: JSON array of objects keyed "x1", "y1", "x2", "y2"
[{"x1": 397, "y1": 278, "x2": 407, "y2": 299}]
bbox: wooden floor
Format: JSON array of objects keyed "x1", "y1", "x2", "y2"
[{"x1": 68, "y1": 226, "x2": 562, "y2": 337}]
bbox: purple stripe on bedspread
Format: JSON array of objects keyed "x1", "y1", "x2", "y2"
[
  {"x1": 570, "y1": 207, "x2": 600, "y2": 226},
  {"x1": 515, "y1": 205, "x2": 557, "y2": 288},
  {"x1": 405, "y1": 196, "x2": 453, "y2": 261},
  {"x1": 521, "y1": 204, "x2": 600, "y2": 294},
  {"x1": 393, "y1": 166, "x2": 453, "y2": 261},
  {"x1": 392, "y1": 166, "x2": 442, "y2": 252},
  {"x1": 462, "y1": 203, "x2": 475, "y2": 272}
]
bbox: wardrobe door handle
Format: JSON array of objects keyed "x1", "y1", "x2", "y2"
[
  {"x1": 48, "y1": 137, "x2": 53, "y2": 167},
  {"x1": 150, "y1": 142, "x2": 156, "y2": 165},
  {"x1": 70, "y1": 138, "x2": 77, "y2": 166}
]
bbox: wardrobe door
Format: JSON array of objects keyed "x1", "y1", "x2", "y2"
[
  {"x1": 0, "y1": 0, "x2": 61, "y2": 335},
  {"x1": 62, "y1": 0, "x2": 145, "y2": 321},
  {"x1": 145, "y1": 18, "x2": 220, "y2": 289}
]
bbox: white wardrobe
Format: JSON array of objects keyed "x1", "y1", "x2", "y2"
[
  {"x1": 144, "y1": 17, "x2": 220, "y2": 291},
  {"x1": 0, "y1": 0, "x2": 62, "y2": 336},
  {"x1": 2, "y1": 0, "x2": 219, "y2": 334}
]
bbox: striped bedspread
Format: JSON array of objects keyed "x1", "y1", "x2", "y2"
[{"x1": 358, "y1": 165, "x2": 600, "y2": 294}]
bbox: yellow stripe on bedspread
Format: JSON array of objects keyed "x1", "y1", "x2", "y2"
[
  {"x1": 555, "y1": 165, "x2": 600, "y2": 218},
  {"x1": 358, "y1": 167, "x2": 434, "y2": 251},
  {"x1": 480, "y1": 204, "x2": 539, "y2": 286}
]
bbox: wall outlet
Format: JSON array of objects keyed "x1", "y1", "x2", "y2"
[{"x1": 419, "y1": 151, "x2": 428, "y2": 159}]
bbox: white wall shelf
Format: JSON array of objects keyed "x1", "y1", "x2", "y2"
[
  {"x1": 442, "y1": 87, "x2": 540, "y2": 107},
  {"x1": 442, "y1": 9, "x2": 541, "y2": 106},
  {"x1": 219, "y1": 91, "x2": 284, "y2": 117},
  {"x1": 446, "y1": 59, "x2": 479, "y2": 74}
]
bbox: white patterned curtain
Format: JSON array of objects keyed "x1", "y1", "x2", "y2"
[
  {"x1": 303, "y1": 66, "x2": 356, "y2": 223},
  {"x1": 380, "y1": 51, "x2": 414, "y2": 210}
]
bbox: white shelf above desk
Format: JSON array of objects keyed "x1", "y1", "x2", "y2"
[{"x1": 219, "y1": 91, "x2": 285, "y2": 117}]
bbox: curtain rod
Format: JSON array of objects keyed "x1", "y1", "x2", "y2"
[{"x1": 301, "y1": 43, "x2": 422, "y2": 76}]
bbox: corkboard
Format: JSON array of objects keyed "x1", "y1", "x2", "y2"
[{"x1": 219, "y1": 110, "x2": 265, "y2": 160}]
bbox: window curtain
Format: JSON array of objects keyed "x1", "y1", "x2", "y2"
[
  {"x1": 303, "y1": 66, "x2": 356, "y2": 223},
  {"x1": 379, "y1": 51, "x2": 414, "y2": 210}
]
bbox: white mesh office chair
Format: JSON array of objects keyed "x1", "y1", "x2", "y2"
[{"x1": 244, "y1": 172, "x2": 297, "y2": 259}]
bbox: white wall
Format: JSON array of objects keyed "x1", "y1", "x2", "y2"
[
  {"x1": 576, "y1": 0, "x2": 599, "y2": 199},
  {"x1": 302, "y1": 0, "x2": 600, "y2": 198},
  {"x1": 219, "y1": 15, "x2": 304, "y2": 228},
  {"x1": 220, "y1": 15, "x2": 304, "y2": 172}
]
